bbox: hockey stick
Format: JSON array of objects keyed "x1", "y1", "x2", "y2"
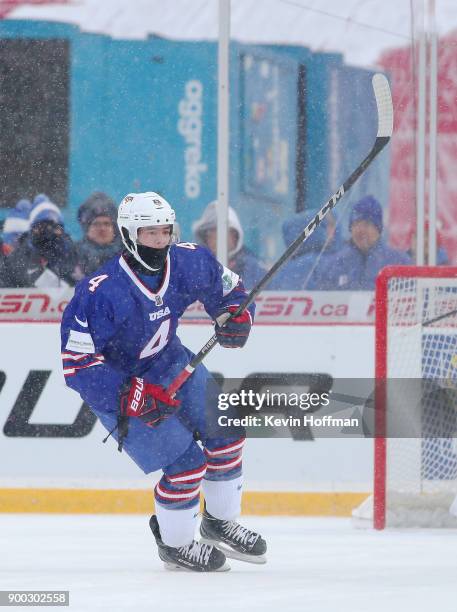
[{"x1": 166, "y1": 73, "x2": 394, "y2": 397}]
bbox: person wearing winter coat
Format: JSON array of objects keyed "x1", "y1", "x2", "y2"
[
  {"x1": 75, "y1": 192, "x2": 123, "y2": 278},
  {"x1": 2, "y1": 198, "x2": 32, "y2": 254},
  {"x1": 192, "y1": 201, "x2": 266, "y2": 289},
  {"x1": 6, "y1": 198, "x2": 78, "y2": 288},
  {"x1": 318, "y1": 195, "x2": 411, "y2": 291},
  {"x1": 268, "y1": 212, "x2": 341, "y2": 290}
]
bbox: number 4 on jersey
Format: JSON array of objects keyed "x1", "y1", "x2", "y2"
[
  {"x1": 89, "y1": 274, "x2": 109, "y2": 293},
  {"x1": 140, "y1": 319, "x2": 170, "y2": 359}
]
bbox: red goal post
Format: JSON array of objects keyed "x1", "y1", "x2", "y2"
[{"x1": 373, "y1": 265, "x2": 457, "y2": 529}]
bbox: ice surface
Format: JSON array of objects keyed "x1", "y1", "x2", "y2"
[{"x1": 1, "y1": 515, "x2": 456, "y2": 612}]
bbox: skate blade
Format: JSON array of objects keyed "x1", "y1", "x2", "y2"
[
  {"x1": 163, "y1": 561, "x2": 231, "y2": 572},
  {"x1": 200, "y1": 538, "x2": 267, "y2": 565}
]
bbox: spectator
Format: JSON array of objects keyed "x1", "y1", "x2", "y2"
[
  {"x1": 193, "y1": 201, "x2": 266, "y2": 288},
  {"x1": 407, "y1": 221, "x2": 450, "y2": 265},
  {"x1": 6, "y1": 198, "x2": 78, "y2": 288},
  {"x1": 269, "y1": 212, "x2": 341, "y2": 290},
  {"x1": 318, "y1": 195, "x2": 411, "y2": 291},
  {"x1": 2, "y1": 198, "x2": 32, "y2": 254},
  {"x1": 75, "y1": 192, "x2": 122, "y2": 277}
]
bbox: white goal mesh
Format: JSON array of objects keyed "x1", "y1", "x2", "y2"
[{"x1": 376, "y1": 267, "x2": 457, "y2": 528}]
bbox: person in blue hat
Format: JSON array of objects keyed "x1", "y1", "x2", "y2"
[
  {"x1": 6, "y1": 196, "x2": 78, "y2": 288},
  {"x1": 2, "y1": 199, "x2": 32, "y2": 254},
  {"x1": 318, "y1": 195, "x2": 411, "y2": 291}
]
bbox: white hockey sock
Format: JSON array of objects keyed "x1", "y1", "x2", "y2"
[
  {"x1": 202, "y1": 476, "x2": 243, "y2": 521},
  {"x1": 155, "y1": 502, "x2": 199, "y2": 548}
]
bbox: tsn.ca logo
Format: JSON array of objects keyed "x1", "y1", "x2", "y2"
[
  {"x1": 183, "y1": 294, "x2": 376, "y2": 323},
  {"x1": 0, "y1": 292, "x2": 69, "y2": 317}
]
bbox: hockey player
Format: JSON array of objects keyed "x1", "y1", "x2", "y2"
[{"x1": 61, "y1": 192, "x2": 266, "y2": 572}]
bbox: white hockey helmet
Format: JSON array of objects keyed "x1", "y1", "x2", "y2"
[{"x1": 117, "y1": 192, "x2": 176, "y2": 271}]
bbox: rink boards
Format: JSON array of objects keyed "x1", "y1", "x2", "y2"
[{"x1": 0, "y1": 321, "x2": 374, "y2": 514}]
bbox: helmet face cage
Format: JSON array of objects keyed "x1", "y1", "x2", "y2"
[{"x1": 117, "y1": 192, "x2": 176, "y2": 270}]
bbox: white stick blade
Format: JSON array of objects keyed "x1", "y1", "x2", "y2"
[{"x1": 373, "y1": 73, "x2": 393, "y2": 138}]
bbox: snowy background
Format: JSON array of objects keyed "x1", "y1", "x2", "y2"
[{"x1": 7, "y1": 0, "x2": 457, "y2": 66}]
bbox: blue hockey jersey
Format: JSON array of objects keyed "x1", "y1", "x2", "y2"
[{"x1": 60, "y1": 243, "x2": 254, "y2": 472}]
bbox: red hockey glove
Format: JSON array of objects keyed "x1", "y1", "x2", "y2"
[
  {"x1": 119, "y1": 377, "x2": 181, "y2": 428},
  {"x1": 214, "y1": 306, "x2": 252, "y2": 348}
]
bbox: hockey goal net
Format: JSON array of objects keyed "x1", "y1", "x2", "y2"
[{"x1": 357, "y1": 266, "x2": 457, "y2": 528}]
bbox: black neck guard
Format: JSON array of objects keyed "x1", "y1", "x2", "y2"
[{"x1": 124, "y1": 249, "x2": 167, "y2": 277}]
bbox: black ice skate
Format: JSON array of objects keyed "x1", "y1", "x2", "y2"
[
  {"x1": 200, "y1": 507, "x2": 267, "y2": 564},
  {"x1": 149, "y1": 515, "x2": 230, "y2": 572}
]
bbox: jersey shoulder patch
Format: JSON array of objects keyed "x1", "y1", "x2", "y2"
[{"x1": 221, "y1": 266, "x2": 240, "y2": 296}]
